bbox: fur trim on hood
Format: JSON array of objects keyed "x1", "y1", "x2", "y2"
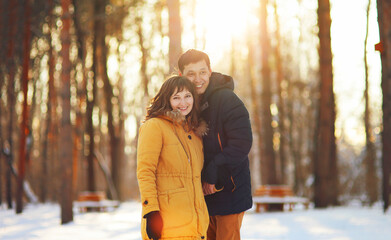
[
  {"x1": 194, "y1": 120, "x2": 208, "y2": 137},
  {"x1": 164, "y1": 110, "x2": 208, "y2": 137},
  {"x1": 165, "y1": 109, "x2": 186, "y2": 123}
]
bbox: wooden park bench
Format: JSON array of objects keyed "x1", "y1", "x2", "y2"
[
  {"x1": 74, "y1": 191, "x2": 119, "y2": 212},
  {"x1": 253, "y1": 185, "x2": 310, "y2": 212}
]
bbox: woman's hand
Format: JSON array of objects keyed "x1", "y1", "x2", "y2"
[{"x1": 145, "y1": 211, "x2": 163, "y2": 240}]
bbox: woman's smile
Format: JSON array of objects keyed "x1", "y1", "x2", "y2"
[{"x1": 170, "y1": 88, "x2": 194, "y2": 116}]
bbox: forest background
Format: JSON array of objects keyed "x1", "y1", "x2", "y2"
[{"x1": 1, "y1": 0, "x2": 390, "y2": 224}]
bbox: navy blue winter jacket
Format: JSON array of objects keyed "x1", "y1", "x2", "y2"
[{"x1": 201, "y1": 72, "x2": 253, "y2": 216}]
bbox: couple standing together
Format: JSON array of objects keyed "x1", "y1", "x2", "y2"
[{"x1": 137, "y1": 49, "x2": 253, "y2": 240}]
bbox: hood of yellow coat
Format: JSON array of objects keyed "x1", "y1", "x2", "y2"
[{"x1": 161, "y1": 110, "x2": 208, "y2": 138}]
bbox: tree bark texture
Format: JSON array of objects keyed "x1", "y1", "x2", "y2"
[
  {"x1": 5, "y1": 0, "x2": 18, "y2": 210},
  {"x1": 364, "y1": 0, "x2": 378, "y2": 206},
  {"x1": 314, "y1": 0, "x2": 338, "y2": 208},
  {"x1": 86, "y1": 0, "x2": 106, "y2": 192},
  {"x1": 100, "y1": 4, "x2": 123, "y2": 201},
  {"x1": 72, "y1": 0, "x2": 89, "y2": 195},
  {"x1": 136, "y1": 15, "x2": 151, "y2": 126},
  {"x1": 0, "y1": 0, "x2": 5, "y2": 206},
  {"x1": 287, "y1": 83, "x2": 306, "y2": 196},
  {"x1": 0, "y1": 100, "x2": 2, "y2": 206},
  {"x1": 248, "y1": 36, "x2": 263, "y2": 188},
  {"x1": 260, "y1": 0, "x2": 278, "y2": 184},
  {"x1": 377, "y1": 0, "x2": 391, "y2": 212},
  {"x1": 167, "y1": 0, "x2": 182, "y2": 74},
  {"x1": 41, "y1": 0, "x2": 57, "y2": 202},
  {"x1": 16, "y1": 0, "x2": 32, "y2": 214},
  {"x1": 60, "y1": 0, "x2": 73, "y2": 224},
  {"x1": 136, "y1": 17, "x2": 149, "y2": 98},
  {"x1": 273, "y1": 0, "x2": 287, "y2": 184}
]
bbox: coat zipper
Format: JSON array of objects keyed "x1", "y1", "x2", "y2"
[
  {"x1": 174, "y1": 124, "x2": 204, "y2": 233},
  {"x1": 173, "y1": 125, "x2": 190, "y2": 162}
]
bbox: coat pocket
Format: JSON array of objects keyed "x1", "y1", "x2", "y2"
[{"x1": 158, "y1": 187, "x2": 194, "y2": 230}]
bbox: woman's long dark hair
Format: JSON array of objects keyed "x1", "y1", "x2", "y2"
[{"x1": 145, "y1": 76, "x2": 200, "y2": 129}]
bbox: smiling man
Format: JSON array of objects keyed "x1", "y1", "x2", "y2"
[{"x1": 178, "y1": 49, "x2": 253, "y2": 240}]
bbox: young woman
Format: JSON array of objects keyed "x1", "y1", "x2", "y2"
[{"x1": 137, "y1": 76, "x2": 209, "y2": 240}]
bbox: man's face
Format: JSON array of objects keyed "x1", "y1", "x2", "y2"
[{"x1": 182, "y1": 60, "x2": 211, "y2": 95}]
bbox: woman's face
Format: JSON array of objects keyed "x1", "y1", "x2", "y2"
[{"x1": 169, "y1": 88, "x2": 194, "y2": 116}]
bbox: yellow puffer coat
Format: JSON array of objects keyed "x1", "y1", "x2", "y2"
[{"x1": 137, "y1": 114, "x2": 209, "y2": 240}]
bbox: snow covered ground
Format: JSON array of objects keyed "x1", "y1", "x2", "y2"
[{"x1": 1, "y1": 201, "x2": 391, "y2": 240}]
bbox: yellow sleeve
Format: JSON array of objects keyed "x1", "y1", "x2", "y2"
[{"x1": 136, "y1": 119, "x2": 162, "y2": 217}]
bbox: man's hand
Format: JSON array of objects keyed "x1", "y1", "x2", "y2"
[{"x1": 203, "y1": 182, "x2": 216, "y2": 195}]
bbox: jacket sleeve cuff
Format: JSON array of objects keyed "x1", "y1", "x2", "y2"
[
  {"x1": 204, "y1": 161, "x2": 218, "y2": 184},
  {"x1": 141, "y1": 197, "x2": 160, "y2": 218}
]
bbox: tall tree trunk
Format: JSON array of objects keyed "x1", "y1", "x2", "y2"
[
  {"x1": 86, "y1": 72, "x2": 97, "y2": 193},
  {"x1": 364, "y1": 0, "x2": 378, "y2": 206},
  {"x1": 86, "y1": 0, "x2": 103, "y2": 192},
  {"x1": 70, "y1": 0, "x2": 81, "y2": 197},
  {"x1": 0, "y1": 113, "x2": 2, "y2": 207},
  {"x1": 136, "y1": 18, "x2": 148, "y2": 95},
  {"x1": 314, "y1": 0, "x2": 338, "y2": 208},
  {"x1": 260, "y1": 0, "x2": 277, "y2": 184},
  {"x1": 295, "y1": 91, "x2": 306, "y2": 196},
  {"x1": 377, "y1": 0, "x2": 391, "y2": 212},
  {"x1": 6, "y1": 0, "x2": 18, "y2": 210},
  {"x1": 73, "y1": 0, "x2": 88, "y2": 195},
  {"x1": 16, "y1": 0, "x2": 32, "y2": 214},
  {"x1": 287, "y1": 83, "x2": 305, "y2": 195},
  {"x1": 0, "y1": 0, "x2": 4, "y2": 207},
  {"x1": 136, "y1": 15, "x2": 150, "y2": 117},
  {"x1": 248, "y1": 36, "x2": 263, "y2": 186},
  {"x1": 0, "y1": 99, "x2": 2, "y2": 206},
  {"x1": 167, "y1": 0, "x2": 181, "y2": 73},
  {"x1": 0, "y1": 30, "x2": 3, "y2": 205},
  {"x1": 26, "y1": 62, "x2": 38, "y2": 164},
  {"x1": 96, "y1": 0, "x2": 122, "y2": 200},
  {"x1": 102, "y1": 69, "x2": 122, "y2": 201},
  {"x1": 60, "y1": 0, "x2": 73, "y2": 224},
  {"x1": 273, "y1": 0, "x2": 286, "y2": 184},
  {"x1": 41, "y1": 0, "x2": 56, "y2": 202},
  {"x1": 0, "y1": 0, "x2": 8, "y2": 207}
]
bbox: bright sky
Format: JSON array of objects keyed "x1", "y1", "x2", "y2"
[
  {"x1": 182, "y1": 0, "x2": 259, "y2": 64},
  {"x1": 181, "y1": 0, "x2": 381, "y2": 148},
  {"x1": 120, "y1": 0, "x2": 382, "y2": 150},
  {"x1": 330, "y1": 0, "x2": 381, "y2": 148}
]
